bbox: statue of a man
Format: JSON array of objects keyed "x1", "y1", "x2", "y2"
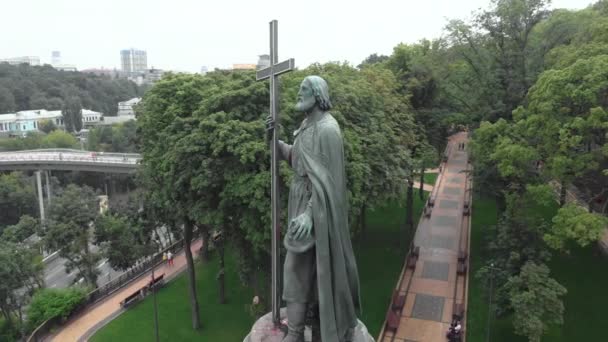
[{"x1": 268, "y1": 76, "x2": 361, "y2": 342}]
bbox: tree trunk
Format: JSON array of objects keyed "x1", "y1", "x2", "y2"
[
  {"x1": 218, "y1": 242, "x2": 226, "y2": 304},
  {"x1": 183, "y1": 218, "x2": 201, "y2": 330},
  {"x1": 360, "y1": 204, "x2": 367, "y2": 239},
  {"x1": 419, "y1": 166, "x2": 425, "y2": 200},
  {"x1": 199, "y1": 225, "x2": 210, "y2": 262},
  {"x1": 0, "y1": 304, "x2": 13, "y2": 329},
  {"x1": 83, "y1": 237, "x2": 97, "y2": 288},
  {"x1": 406, "y1": 178, "x2": 414, "y2": 237},
  {"x1": 560, "y1": 182, "x2": 567, "y2": 207}
]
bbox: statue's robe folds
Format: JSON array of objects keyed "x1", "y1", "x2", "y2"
[{"x1": 282, "y1": 112, "x2": 361, "y2": 342}]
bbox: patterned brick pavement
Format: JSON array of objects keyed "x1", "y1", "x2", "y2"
[{"x1": 379, "y1": 132, "x2": 472, "y2": 342}]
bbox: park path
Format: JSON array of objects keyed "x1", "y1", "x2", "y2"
[
  {"x1": 379, "y1": 132, "x2": 472, "y2": 342},
  {"x1": 50, "y1": 239, "x2": 203, "y2": 342}
]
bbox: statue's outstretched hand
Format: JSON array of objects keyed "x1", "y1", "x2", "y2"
[{"x1": 289, "y1": 211, "x2": 313, "y2": 240}]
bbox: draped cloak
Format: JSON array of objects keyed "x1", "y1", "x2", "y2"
[{"x1": 283, "y1": 112, "x2": 361, "y2": 342}]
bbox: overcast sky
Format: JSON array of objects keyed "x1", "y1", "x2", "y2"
[{"x1": 0, "y1": 0, "x2": 596, "y2": 72}]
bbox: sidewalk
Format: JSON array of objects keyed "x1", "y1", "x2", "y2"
[
  {"x1": 412, "y1": 181, "x2": 434, "y2": 194},
  {"x1": 379, "y1": 132, "x2": 471, "y2": 342},
  {"x1": 50, "y1": 239, "x2": 203, "y2": 342}
]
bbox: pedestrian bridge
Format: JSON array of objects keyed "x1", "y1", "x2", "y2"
[{"x1": 0, "y1": 149, "x2": 141, "y2": 173}]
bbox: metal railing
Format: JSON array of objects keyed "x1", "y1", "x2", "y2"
[
  {"x1": 0, "y1": 150, "x2": 141, "y2": 166},
  {"x1": 27, "y1": 230, "x2": 201, "y2": 342}
]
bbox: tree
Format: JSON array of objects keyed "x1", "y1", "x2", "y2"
[
  {"x1": 37, "y1": 119, "x2": 57, "y2": 134},
  {"x1": 0, "y1": 241, "x2": 43, "y2": 335},
  {"x1": 357, "y1": 53, "x2": 389, "y2": 68},
  {"x1": 42, "y1": 130, "x2": 78, "y2": 149},
  {"x1": 1, "y1": 215, "x2": 39, "y2": 243},
  {"x1": 95, "y1": 213, "x2": 153, "y2": 271},
  {"x1": 137, "y1": 64, "x2": 418, "y2": 322},
  {"x1": 0, "y1": 172, "x2": 37, "y2": 231},
  {"x1": 544, "y1": 203, "x2": 608, "y2": 252},
  {"x1": 44, "y1": 184, "x2": 101, "y2": 287},
  {"x1": 504, "y1": 262, "x2": 567, "y2": 342},
  {"x1": 0, "y1": 86, "x2": 16, "y2": 113},
  {"x1": 138, "y1": 73, "x2": 205, "y2": 329},
  {"x1": 62, "y1": 96, "x2": 82, "y2": 133},
  {"x1": 26, "y1": 287, "x2": 87, "y2": 330},
  {"x1": 0, "y1": 63, "x2": 141, "y2": 115}
]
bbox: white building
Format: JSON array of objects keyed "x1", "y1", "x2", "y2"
[
  {"x1": 0, "y1": 113, "x2": 17, "y2": 135},
  {"x1": 53, "y1": 64, "x2": 77, "y2": 72},
  {"x1": 82, "y1": 109, "x2": 103, "y2": 126},
  {"x1": 0, "y1": 108, "x2": 104, "y2": 135},
  {"x1": 100, "y1": 115, "x2": 136, "y2": 125},
  {"x1": 117, "y1": 98, "x2": 141, "y2": 116},
  {"x1": 0, "y1": 56, "x2": 41, "y2": 66}
]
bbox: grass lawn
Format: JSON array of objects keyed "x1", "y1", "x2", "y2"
[
  {"x1": 91, "y1": 190, "x2": 427, "y2": 341},
  {"x1": 90, "y1": 251, "x2": 255, "y2": 342},
  {"x1": 466, "y1": 195, "x2": 608, "y2": 342},
  {"x1": 422, "y1": 172, "x2": 438, "y2": 187}
]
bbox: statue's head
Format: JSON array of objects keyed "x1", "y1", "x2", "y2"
[{"x1": 294, "y1": 75, "x2": 332, "y2": 113}]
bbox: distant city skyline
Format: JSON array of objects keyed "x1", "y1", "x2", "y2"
[{"x1": 0, "y1": 0, "x2": 596, "y2": 73}]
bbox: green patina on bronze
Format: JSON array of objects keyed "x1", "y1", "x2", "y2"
[{"x1": 278, "y1": 76, "x2": 361, "y2": 342}]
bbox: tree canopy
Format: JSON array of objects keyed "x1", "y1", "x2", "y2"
[{"x1": 0, "y1": 63, "x2": 141, "y2": 115}]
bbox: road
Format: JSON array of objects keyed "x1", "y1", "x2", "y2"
[
  {"x1": 43, "y1": 225, "x2": 174, "y2": 288},
  {"x1": 43, "y1": 254, "x2": 122, "y2": 289}
]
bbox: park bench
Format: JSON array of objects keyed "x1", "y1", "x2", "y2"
[
  {"x1": 391, "y1": 290, "x2": 406, "y2": 311},
  {"x1": 458, "y1": 251, "x2": 468, "y2": 262},
  {"x1": 457, "y1": 261, "x2": 467, "y2": 275},
  {"x1": 148, "y1": 273, "x2": 165, "y2": 290},
  {"x1": 385, "y1": 309, "x2": 400, "y2": 332},
  {"x1": 120, "y1": 273, "x2": 165, "y2": 308},
  {"x1": 463, "y1": 201, "x2": 470, "y2": 216},
  {"x1": 424, "y1": 205, "x2": 432, "y2": 218},
  {"x1": 407, "y1": 254, "x2": 417, "y2": 269},
  {"x1": 452, "y1": 303, "x2": 465, "y2": 321},
  {"x1": 412, "y1": 246, "x2": 420, "y2": 258},
  {"x1": 120, "y1": 289, "x2": 143, "y2": 308}
]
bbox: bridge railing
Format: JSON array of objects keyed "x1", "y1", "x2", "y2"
[{"x1": 0, "y1": 151, "x2": 141, "y2": 165}]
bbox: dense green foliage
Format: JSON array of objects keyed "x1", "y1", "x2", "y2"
[
  {"x1": 0, "y1": 63, "x2": 141, "y2": 115},
  {"x1": 44, "y1": 184, "x2": 102, "y2": 287},
  {"x1": 0, "y1": 130, "x2": 79, "y2": 151},
  {"x1": 0, "y1": 240, "x2": 43, "y2": 337},
  {"x1": 26, "y1": 287, "x2": 88, "y2": 330},
  {"x1": 136, "y1": 63, "x2": 419, "y2": 323},
  {"x1": 86, "y1": 120, "x2": 138, "y2": 152},
  {"x1": 0, "y1": 172, "x2": 37, "y2": 230},
  {"x1": 91, "y1": 190, "x2": 427, "y2": 341},
  {"x1": 468, "y1": 196, "x2": 608, "y2": 342},
  {"x1": 450, "y1": 1, "x2": 608, "y2": 340}
]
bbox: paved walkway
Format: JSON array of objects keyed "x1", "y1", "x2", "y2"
[
  {"x1": 50, "y1": 239, "x2": 203, "y2": 342},
  {"x1": 379, "y1": 132, "x2": 472, "y2": 342}
]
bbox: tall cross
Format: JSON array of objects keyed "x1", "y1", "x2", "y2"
[{"x1": 256, "y1": 20, "x2": 295, "y2": 327}]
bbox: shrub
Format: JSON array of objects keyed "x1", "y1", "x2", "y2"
[{"x1": 26, "y1": 287, "x2": 88, "y2": 330}]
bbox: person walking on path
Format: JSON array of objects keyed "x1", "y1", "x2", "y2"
[
  {"x1": 167, "y1": 251, "x2": 174, "y2": 266},
  {"x1": 162, "y1": 252, "x2": 168, "y2": 265}
]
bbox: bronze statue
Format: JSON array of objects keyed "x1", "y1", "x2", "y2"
[{"x1": 267, "y1": 75, "x2": 361, "y2": 342}]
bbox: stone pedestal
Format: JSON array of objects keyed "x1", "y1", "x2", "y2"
[{"x1": 244, "y1": 309, "x2": 375, "y2": 342}]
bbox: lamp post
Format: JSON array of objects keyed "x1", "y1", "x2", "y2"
[
  {"x1": 213, "y1": 230, "x2": 225, "y2": 304},
  {"x1": 151, "y1": 238, "x2": 161, "y2": 342},
  {"x1": 486, "y1": 262, "x2": 498, "y2": 342}
]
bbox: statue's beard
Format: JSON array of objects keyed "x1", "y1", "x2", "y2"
[{"x1": 294, "y1": 96, "x2": 316, "y2": 113}]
